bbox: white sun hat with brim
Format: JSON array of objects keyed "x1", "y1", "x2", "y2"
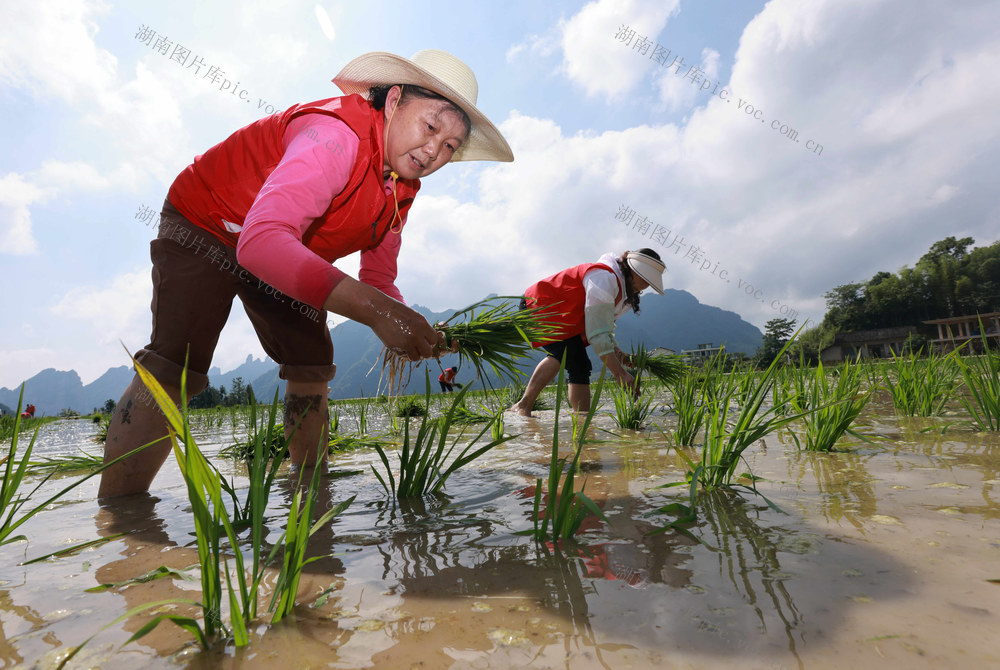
[
  {"x1": 626, "y1": 250, "x2": 667, "y2": 295},
  {"x1": 332, "y1": 49, "x2": 513, "y2": 163}
]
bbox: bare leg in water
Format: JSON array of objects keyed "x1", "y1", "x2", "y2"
[
  {"x1": 509, "y1": 356, "x2": 560, "y2": 417},
  {"x1": 283, "y1": 380, "x2": 330, "y2": 464},
  {"x1": 99, "y1": 376, "x2": 331, "y2": 498},
  {"x1": 567, "y1": 382, "x2": 592, "y2": 413},
  {"x1": 98, "y1": 374, "x2": 178, "y2": 498}
]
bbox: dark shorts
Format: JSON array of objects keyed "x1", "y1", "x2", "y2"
[
  {"x1": 542, "y1": 335, "x2": 592, "y2": 385},
  {"x1": 133, "y1": 199, "x2": 336, "y2": 395}
]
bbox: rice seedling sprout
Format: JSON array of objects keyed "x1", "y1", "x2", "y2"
[
  {"x1": 608, "y1": 381, "x2": 656, "y2": 430},
  {"x1": 437, "y1": 296, "x2": 561, "y2": 388},
  {"x1": 371, "y1": 372, "x2": 516, "y2": 500},
  {"x1": 522, "y1": 359, "x2": 609, "y2": 545},
  {"x1": 789, "y1": 359, "x2": 875, "y2": 452},
  {"x1": 956, "y1": 326, "x2": 1000, "y2": 430}
]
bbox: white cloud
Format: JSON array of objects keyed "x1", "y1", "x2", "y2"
[
  {"x1": 51, "y1": 269, "x2": 152, "y2": 347},
  {"x1": 314, "y1": 5, "x2": 336, "y2": 41},
  {"x1": 0, "y1": 173, "x2": 50, "y2": 254},
  {"x1": 44, "y1": 269, "x2": 267, "y2": 383},
  {"x1": 929, "y1": 185, "x2": 959, "y2": 207},
  {"x1": 559, "y1": 0, "x2": 680, "y2": 98},
  {"x1": 656, "y1": 47, "x2": 720, "y2": 112},
  {"x1": 0, "y1": 0, "x2": 116, "y2": 104},
  {"x1": 397, "y1": 0, "x2": 1000, "y2": 331},
  {"x1": 35, "y1": 161, "x2": 114, "y2": 192},
  {"x1": 0, "y1": 0, "x2": 195, "y2": 243},
  {"x1": 507, "y1": 33, "x2": 559, "y2": 63}
]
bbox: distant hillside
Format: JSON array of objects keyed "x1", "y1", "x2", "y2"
[
  {"x1": 0, "y1": 290, "x2": 761, "y2": 412},
  {"x1": 241, "y1": 290, "x2": 762, "y2": 400},
  {"x1": 614, "y1": 288, "x2": 763, "y2": 354},
  {"x1": 206, "y1": 354, "x2": 278, "y2": 394},
  {"x1": 0, "y1": 366, "x2": 133, "y2": 417}
]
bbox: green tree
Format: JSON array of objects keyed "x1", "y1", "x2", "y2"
[
  {"x1": 818, "y1": 236, "x2": 1000, "y2": 341},
  {"x1": 918, "y1": 236, "x2": 974, "y2": 317},
  {"x1": 789, "y1": 324, "x2": 834, "y2": 364},
  {"x1": 229, "y1": 377, "x2": 244, "y2": 406},
  {"x1": 956, "y1": 240, "x2": 1000, "y2": 314},
  {"x1": 227, "y1": 377, "x2": 251, "y2": 406},
  {"x1": 823, "y1": 282, "x2": 866, "y2": 331},
  {"x1": 756, "y1": 317, "x2": 796, "y2": 366},
  {"x1": 189, "y1": 384, "x2": 226, "y2": 409}
]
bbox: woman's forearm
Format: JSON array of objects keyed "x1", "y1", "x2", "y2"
[{"x1": 323, "y1": 277, "x2": 438, "y2": 360}]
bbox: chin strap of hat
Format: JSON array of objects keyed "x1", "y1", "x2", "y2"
[{"x1": 385, "y1": 86, "x2": 404, "y2": 234}]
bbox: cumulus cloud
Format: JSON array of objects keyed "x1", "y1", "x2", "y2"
[
  {"x1": 556, "y1": 0, "x2": 680, "y2": 99},
  {"x1": 0, "y1": 173, "x2": 50, "y2": 254},
  {"x1": 656, "y1": 47, "x2": 720, "y2": 112},
  {"x1": 51, "y1": 269, "x2": 153, "y2": 347},
  {"x1": 0, "y1": 0, "x2": 193, "y2": 221},
  {"x1": 398, "y1": 0, "x2": 1000, "y2": 330},
  {"x1": 0, "y1": 0, "x2": 116, "y2": 104},
  {"x1": 506, "y1": 33, "x2": 559, "y2": 63}
]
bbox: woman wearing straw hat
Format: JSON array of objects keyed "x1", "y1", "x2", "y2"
[
  {"x1": 100, "y1": 50, "x2": 512, "y2": 498},
  {"x1": 509, "y1": 249, "x2": 666, "y2": 417}
]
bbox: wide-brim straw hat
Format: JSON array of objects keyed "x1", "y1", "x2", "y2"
[
  {"x1": 332, "y1": 49, "x2": 513, "y2": 163},
  {"x1": 626, "y1": 251, "x2": 666, "y2": 295}
]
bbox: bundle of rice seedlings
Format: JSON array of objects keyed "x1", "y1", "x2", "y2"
[
  {"x1": 609, "y1": 382, "x2": 657, "y2": 430},
  {"x1": 394, "y1": 397, "x2": 426, "y2": 417},
  {"x1": 372, "y1": 373, "x2": 516, "y2": 499},
  {"x1": 28, "y1": 449, "x2": 103, "y2": 473},
  {"x1": 219, "y1": 422, "x2": 286, "y2": 460},
  {"x1": 373, "y1": 297, "x2": 560, "y2": 396},
  {"x1": 437, "y1": 297, "x2": 562, "y2": 388},
  {"x1": 91, "y1": 417, "x2": 109, "y2": 443},
  {"x1": 328, "y1": 434, "x2": 389, "y2": 453},
  {"x1": 630, "y1": 343, "x2": 685, "y2": 386},
  {"x1": 450, "y1": 402, "x2": 494, "y2": 425}
]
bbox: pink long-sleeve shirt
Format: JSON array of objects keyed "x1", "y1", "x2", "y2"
[{"x1": 235, "y1": 113, "x2": 407, "y2": 309}]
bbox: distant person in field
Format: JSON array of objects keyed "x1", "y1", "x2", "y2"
[
  {"x1": 509, "y1": 249, "x2": 666, "y2": 417},
  {"x1": 438, "y1": 366, "x2": 460, "y2": 393},
  {"x1": 99, "y1": 49, "x2": 512, "y2": 498}
]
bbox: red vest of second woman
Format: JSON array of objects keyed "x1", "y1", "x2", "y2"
[{"x1": 524, "y1": 262, "x2": 624, "y2": 345}]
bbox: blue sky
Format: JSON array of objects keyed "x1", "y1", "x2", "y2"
[{"x1": 2, "y1": 0, "x2": 998, "y2": 388}]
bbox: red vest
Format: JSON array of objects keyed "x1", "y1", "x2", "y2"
[
  {"x1": 167, "y1": 94, "x2": 420, "y2": 261},
  {"x1": 524, "y1": 262, "x2": 623, "y2": 345}
]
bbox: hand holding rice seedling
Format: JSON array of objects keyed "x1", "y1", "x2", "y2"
[
  {"x1": 378, "y1": 297, "x2": 561, "y2": 393},
  {"x1": 629, "y1": 343, "x2": 685, "y2": 386},
  {"x1": 437, "y1": 297, "x2": 562, "y2": 387}
]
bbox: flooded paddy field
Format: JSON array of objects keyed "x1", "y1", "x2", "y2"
[{"x1": 1, "y1": 390, "x2": 998, "y2": 669}]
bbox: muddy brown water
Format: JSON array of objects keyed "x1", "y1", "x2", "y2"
[{"x1": 1, "y1": 393, "x2": 998, "y2": 669}]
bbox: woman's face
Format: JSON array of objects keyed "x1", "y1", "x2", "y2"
[
  {"x1": 630, "y1": 272, "x2": 650, "y2": 294},
  {"x1": 382, "y1": 86, "x2": 468, "y2": 180}
]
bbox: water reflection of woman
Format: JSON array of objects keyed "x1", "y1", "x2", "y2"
[{"x1": 93, "y1": 494, "x2": 201, "y2": 656}]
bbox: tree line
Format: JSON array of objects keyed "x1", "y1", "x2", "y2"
[
  {"x1": 188, "y1": 376, "x2": 256, "y2": 409},
  {"x1": 758, "y1": 237, "x2": 1000, "y2": 362}
]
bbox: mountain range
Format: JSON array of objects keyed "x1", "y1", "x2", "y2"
[{"x1": 0, "y1": 290, "x2": 762, "y2": 416}]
